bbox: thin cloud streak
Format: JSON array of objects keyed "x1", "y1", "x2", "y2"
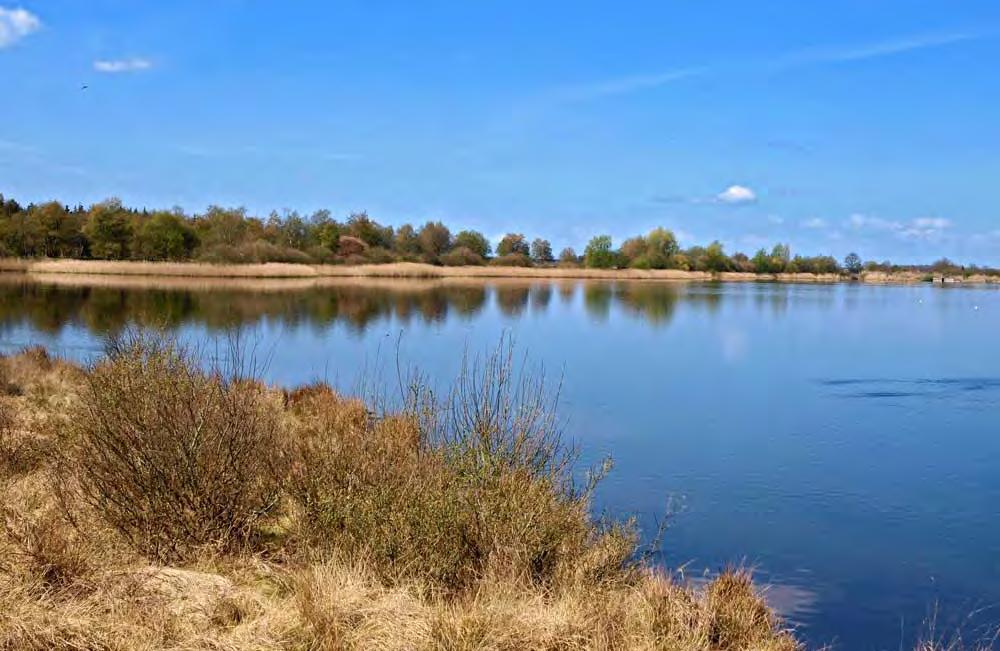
[
  {"x1": 784, "y1": 32, "x2": 983, "y2": 66},
  {"x1": 548, "y1": 67, "x2": 706, "y2": 102},
  {"x1": 94, "y1": 58, "x2": 153, "y2": 73},
  {"x1": 544, "y1": 30, "x2": 989, "y2": 103}
]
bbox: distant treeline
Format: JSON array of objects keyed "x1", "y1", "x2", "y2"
[{"x1": 0, "y1": 193, "x2": 995, "y2": 276}]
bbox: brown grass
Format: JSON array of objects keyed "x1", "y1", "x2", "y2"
[
  {"x1": 0, "y1": 257, "x2": 835, "y2": 282},
  {"x1": 4, "y1": 257, "x2": 999, "y2": 285},
  {"x1": 0, "y1": 336, "x2": 810, "y2": 649}
]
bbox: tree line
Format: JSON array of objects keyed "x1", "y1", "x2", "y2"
[{"x1": 0, "y1": 193, "x2": 993, "y2": 276}]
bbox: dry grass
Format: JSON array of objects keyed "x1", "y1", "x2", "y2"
[
  {"x1": 3, "y1": 258, "x2": 998, "y2": 285},
  {"x1": 0, "y1": 258, "x2": 835, "y2": 283},
  {"x1": 0, "y1": 336, "x2": 810, "y2": 649}
]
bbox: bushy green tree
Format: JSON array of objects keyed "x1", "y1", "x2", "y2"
[
  {"x1": 497, "y1": 233, "x2": 529, "y2": 257},
  {"x1": 309, "y1": 209, "x2": 342, "y2": 252},
  {"x1": 136, "y1": 212, "x2": 198, "y2": 261},
  {"x1": 646, "y1": 227, "x2": 679, "y2": 259},
  {"x1": 34, "y1": 202, "x2": 85, "y2": 258},
  {"x1": 584, "y1": 235, "x2": 616, "y2": 269},
  {"x1": 704, "y1": 241, "x2": 731, "y2": 272},
  {"x1": 453, "y1": 230, "x2": 491, "y2": 258},
  {"x1": 86, "y1": 200, "x2": 133, "y2": 260},
  {"x1": 347, "y1": 212, "x2": 393, "y2": 248}
]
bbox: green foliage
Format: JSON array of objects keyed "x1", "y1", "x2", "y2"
[
  {"x1": 135, "y1": 212, "x2": 198, "y2": 261},
  {"x1": 584, "y1": 235, "x2": 616, "y2": 269},
  {"x1": 704, "y1": 241, "x2": 732, "y2": 272},
  {"x1": 0, "y1": 192, "x2": 990, "y2": 279},
  {"x1": 85, "y1": 200, "x2": 133, "y2": 260},
  {"x1": 453, "y1": 230, "x2": 491, "y2": 258},
  {"x1": 347, "y1": 212, "x2": 393, "y2": 248},
  {"x1": 620, "y1": 228, "x2": 679, "y2": 269},
  {"x1": 497, "y1": 233, "x2": 529, "y2": 257},
  {"x1": 490, "y1": 252, "x2": 533, "y2": 267}
]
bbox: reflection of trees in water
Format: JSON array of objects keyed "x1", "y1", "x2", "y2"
[
  {"x1": 583, "y1": 284, "x2": 613, "y2": 321},
  {"x1": 613, "y1": 283, "x2": 680, "y2": 325},
  {"x1": 0, "y1": 281, "x2": 493, "y2": 336},
  {"x1": 557, "y1": 283, "x2": 576, "y2": 304},
  {"x1": 0, "y1": 278, "x2": 765, "y2": 337},
  {"x1": 584, "y1": 282, "x2": 727, "y2": 326},
  {"x1": 530, "y1": 284, "x2": 553, "y2": 312},
  {"x1": 495, "y1": 285, "x2": 530, "y2": 317},
  {"x1": 752, "y1": 283, "x2": 789, "y2": 316}
]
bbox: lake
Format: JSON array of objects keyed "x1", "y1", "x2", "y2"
[{"x1": 1, "y1": 273, "x2": 998, "y2": 649}]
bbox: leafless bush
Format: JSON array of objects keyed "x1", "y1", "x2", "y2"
[
  {"x1": 284, "y1": 338, "x2": 633, "y2": 591},
  {"x1": 64, "y1": 329, "x2": 284, "y2": 562}
]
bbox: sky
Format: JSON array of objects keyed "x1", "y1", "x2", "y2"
[{"x1": 1, "y1": 1, "x2": 999, "y2": 264}]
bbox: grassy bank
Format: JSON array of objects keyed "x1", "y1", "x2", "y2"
[
  {"x1": 0, "y1": 336, "x2": 802, "y2": 650},
  {"x1": 4, "y1": 257, "x2": 997, "y2": 284}
]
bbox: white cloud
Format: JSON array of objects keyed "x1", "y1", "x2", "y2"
[
  {"x1": 911, "y1": 217, "x2": 951, "y2": 230},
  {"x1": 767, "y1": 215, "x2": 785, "y2": 225},
  {"x1": 801, "y1": 217, "x2": 827, "y2": 229},
  {"x1": 0, "y1": 7, "x2": 41, "y2": 48},
  {"x1": 848, "y1": 213, "x2": 952, "y2": 240},
  {"x1": 94, "y1": 57, "x2": 152, "y2": 73},
  {"x1": 717, "y1": 185, "x2": 757, "y2": 205}
]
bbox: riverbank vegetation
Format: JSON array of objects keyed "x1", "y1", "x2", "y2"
[
  {"x1": 0, "y1": 334, "x2": 803, "y2": 649},
  {"x1": 2, "y1": 193, "x2": 997, "y2": 279}
]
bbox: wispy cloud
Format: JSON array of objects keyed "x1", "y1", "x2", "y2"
[
  {"x1": 541, "y1": 30, "x2": 989, "y2": 103},
  {"x1": 801, "y1": 217, "x2": 828, "y2": 229},
  {"x1": 848, "y1": 213, "x2": 952, "y2": 240},
  {"x1": 94, "y1": 57, "x2": 153, "y2": 73},
  {"x1": 547, "y1": 67, "x2": 706, "y2": 103},
  {"x1": 782, "y1": 32, "x2": 982, "y2": 66},
  {"x1": 0, "y1": 6, "x2": 40, "y2": 48}
]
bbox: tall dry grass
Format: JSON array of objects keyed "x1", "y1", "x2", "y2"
[{"x1": 0, "y1": 335, "x2": 810, "y2": 649}]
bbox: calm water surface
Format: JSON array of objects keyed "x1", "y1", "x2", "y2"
[{"x1": 3, "y1": 274, "x2": 999, "y2": 649}]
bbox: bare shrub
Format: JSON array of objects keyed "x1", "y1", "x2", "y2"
[
  {"x1": 64, "y1": 330, "x2": 284, "y2": 561},
  {"x1": 285, "y1": 340, "x2": 634, "y2": 592}
]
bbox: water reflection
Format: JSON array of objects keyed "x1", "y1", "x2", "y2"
[{"x1": 0, "y1": 274, "x2": 739, "y2": 337}]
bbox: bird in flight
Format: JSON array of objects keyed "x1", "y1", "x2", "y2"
[{"x1": 80, "y1": 84, "x2": 89, "y2": 91}]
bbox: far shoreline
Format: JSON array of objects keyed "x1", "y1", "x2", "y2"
[{"x1": 1, "y1": 258, "x2": 997, "y2": 285}]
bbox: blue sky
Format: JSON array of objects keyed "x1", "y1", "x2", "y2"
[{"x1": 1, "y1": 1, "x2": 999, "y2": 263}]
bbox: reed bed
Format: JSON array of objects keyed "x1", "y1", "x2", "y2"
[{"x1": 0, "y1": 258, "x2": 863, "y2": 283}]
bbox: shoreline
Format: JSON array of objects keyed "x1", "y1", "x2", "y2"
[{"x1": 2, "y1": 258, "x2": 997, "y2": 285}]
